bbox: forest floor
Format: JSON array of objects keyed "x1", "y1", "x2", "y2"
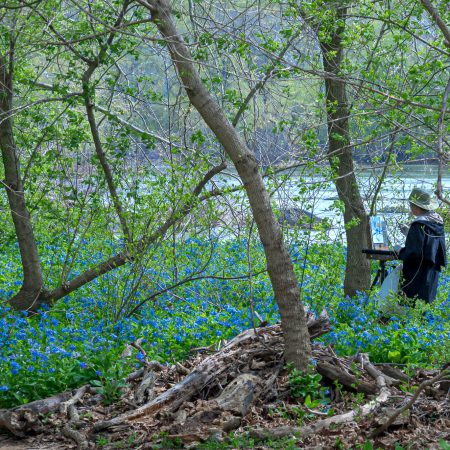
[{"x1": 1, "y1": 316, "x2": 449, "y2": 449}]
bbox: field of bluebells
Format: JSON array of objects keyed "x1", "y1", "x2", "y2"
[{"x1": 0, "y1": 237, "x2": 449, "y2": 408}]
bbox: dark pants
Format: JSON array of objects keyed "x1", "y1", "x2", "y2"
[{"x1": 401, "y1": 261, "x2": 439, "y2": 304}]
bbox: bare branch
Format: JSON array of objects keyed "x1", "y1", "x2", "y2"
[
  {"x1": 370, "y1": 369, "x2": 450, "y2": 438},
  {"x1": 232, "y1": 34, "x2": 298, "y2": 127},
  {"x1": 95, "y1": 104, "x2": 171, "y2": 145},
  {"x1": 47, "y1": 162, "x2": 226, "y2": 302}
]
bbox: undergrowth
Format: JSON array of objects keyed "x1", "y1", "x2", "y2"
[{"x1": 0, "y1": 239, "x2": 449, "y2": 408}]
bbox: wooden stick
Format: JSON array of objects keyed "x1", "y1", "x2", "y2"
[
  {"x1": 249, "y1": 367, "x2": 390, "y2": 440},
  {"x1": 369, "y1": 369, "x2": 449, "y2": 438}
]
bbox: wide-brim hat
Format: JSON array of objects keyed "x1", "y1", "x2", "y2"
[{"x1": 408, "y1": 187, "x2": 439, "y2": 211}]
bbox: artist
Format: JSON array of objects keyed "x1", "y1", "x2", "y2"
[{"x1": 398, "y1": 187, "x2": 447, "y2": 304}]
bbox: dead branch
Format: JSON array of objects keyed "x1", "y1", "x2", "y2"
[
  {"x1": 316, "y1": 361, "x2": 378, "y2": 395},
  {"x1": 249, "y1": 365, "x2": 390, "y2": 440},
  {"x1": 60, "y1": 386, "x2": 90, "y2": 449},
  {"x1": 60, "y1": 385, "x2": 89, "y2": 415},
  {"x1": 374, "y1": 364, "x2": 410, "y2": 382},
  {"x1": 62, "y1": 423, "x2": 88, "y2": 449},
  {"x1": 359, "y1": 353, "x2": 399, "y2": 387},
  {"x1": 369, "y1": 368, "x2": 450, "y2": 438}
]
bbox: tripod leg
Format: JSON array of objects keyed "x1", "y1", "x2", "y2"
[
  {"x1": 372, "y1": 269, "x2": 381, "y2": 288},
  {"x1": 380, "y1": 261, "x2": 387, "y2": 284}
]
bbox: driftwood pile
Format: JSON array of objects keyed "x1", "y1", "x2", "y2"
[{"x1": 1, "y1": 310, "x2": 449, "y2": 449}]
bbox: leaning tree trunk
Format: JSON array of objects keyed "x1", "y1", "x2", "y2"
[
  {"x1": 317, "y1": 5, "x2": 371, "y2": 296},
  {"x1": 144, "y1": 0, "x2": 311, "y2": 369},
  {"x1": 0, "y1": 49, "x2": 45, "y2": 311}
]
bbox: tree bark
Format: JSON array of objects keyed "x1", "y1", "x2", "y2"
[
  {"x1": 317, "y1": 5, "x2": 371, "y2": 296},
  {"x1": 0, "y1": 44, "x2": 46, "y2": 311},
  {"x1": 143, "y1": 0, "x2": 311, "y2": 369}
]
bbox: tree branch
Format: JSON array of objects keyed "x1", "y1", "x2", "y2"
[
  {"x1": 94, "y1": 104, "x2": 171, "y2": 145},
  {"x1": 79, "y1": 1, "x2": 133, "y2": 243},
  {"x1": 232, "y1": 34, "x2": 298, "y2": 127},
  {"x1": 369, "y1": 369, "x2": 449, "y2": 438},
  {"x1": 419, "y1": 0, "x2": 450, "y2": 47},
  {"x1": 369, "y1": 126, "x2": 400, "y2": 216},
  {"x1": 47, "y1": 162, "x2": 226, "y2": 302}
]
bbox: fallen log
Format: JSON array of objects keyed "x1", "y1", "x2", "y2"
[
  {"x1": 0, "y1": 391, "x2": 73, "y2": 436},
  {"x1": 94, "y1": 312, "x2": 329, "y2": 431},
  {"x1": 166, "y1": 373, "x2": 264, "y2": 443},
  {"x1": 316, "y1": 361, "x2": 378, "y2": 395},
  {"x1": 135, "y1": 371, "x2": 156, "y2": 405},
  {"x1": 213, "y1": 373, "x2": 262, "y2": 416}
]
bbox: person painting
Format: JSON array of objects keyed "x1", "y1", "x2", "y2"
[{"x1": 398, "y1": 187, "x2": 447, "y2": 304}]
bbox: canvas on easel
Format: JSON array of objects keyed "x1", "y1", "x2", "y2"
[{"x1": 370, "y1": 216, "x2": 389, "y2": 251}]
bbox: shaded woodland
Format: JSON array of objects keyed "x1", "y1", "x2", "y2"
[{"x1": 0, "y1": 0, "x2": 449, "y2": 448}]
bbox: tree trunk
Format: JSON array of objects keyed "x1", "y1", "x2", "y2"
[
  {"x1": 0, "y1": 50, "x2": 46, "y2": 311},
  {"x1": 145, "y1": 0, "x2": 311, "y2": 370},
  {"x1": 318, "y1": 6, "x2": 371, "y2": 296}
]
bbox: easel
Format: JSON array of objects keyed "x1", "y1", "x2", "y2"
[
  {"x1": 362, "y1": 249, "x2": 398, "y2": 287},
  {"x1": 363, "y1": 216, "x2": 399, "y2": 287}
]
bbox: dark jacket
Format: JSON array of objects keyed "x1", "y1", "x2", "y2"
[{"x1": 398, "y1": 213, "x2": 447, "y2": 303}]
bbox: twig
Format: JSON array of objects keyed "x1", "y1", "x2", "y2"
[
  {"x1": 369, "y1": 369, "x2": 450, "y2": 438},
  {"x1": 62, "y1": 424, "x2": 88, "y2": 449},
  {"x1": 176, "y1": 362, "x2": 190, "y2": 376},
  {"x1": 60, "y1": 385, "x2": 89, "y2": 415},
  {"x1": 126, "y1": 368, "x2": 145, "y2": 382}
]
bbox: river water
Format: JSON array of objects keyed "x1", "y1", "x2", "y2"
[
  {"x1": 291, "y1": 165, "x2": 449, "y2": 245},
  {"x1": 215, "y1": 164, "x2": 450, "y2": 246}
]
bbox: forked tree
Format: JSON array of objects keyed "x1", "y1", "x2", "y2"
[{"x1": 139, "y1": 0, "x2": 312, "y2": 369}]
